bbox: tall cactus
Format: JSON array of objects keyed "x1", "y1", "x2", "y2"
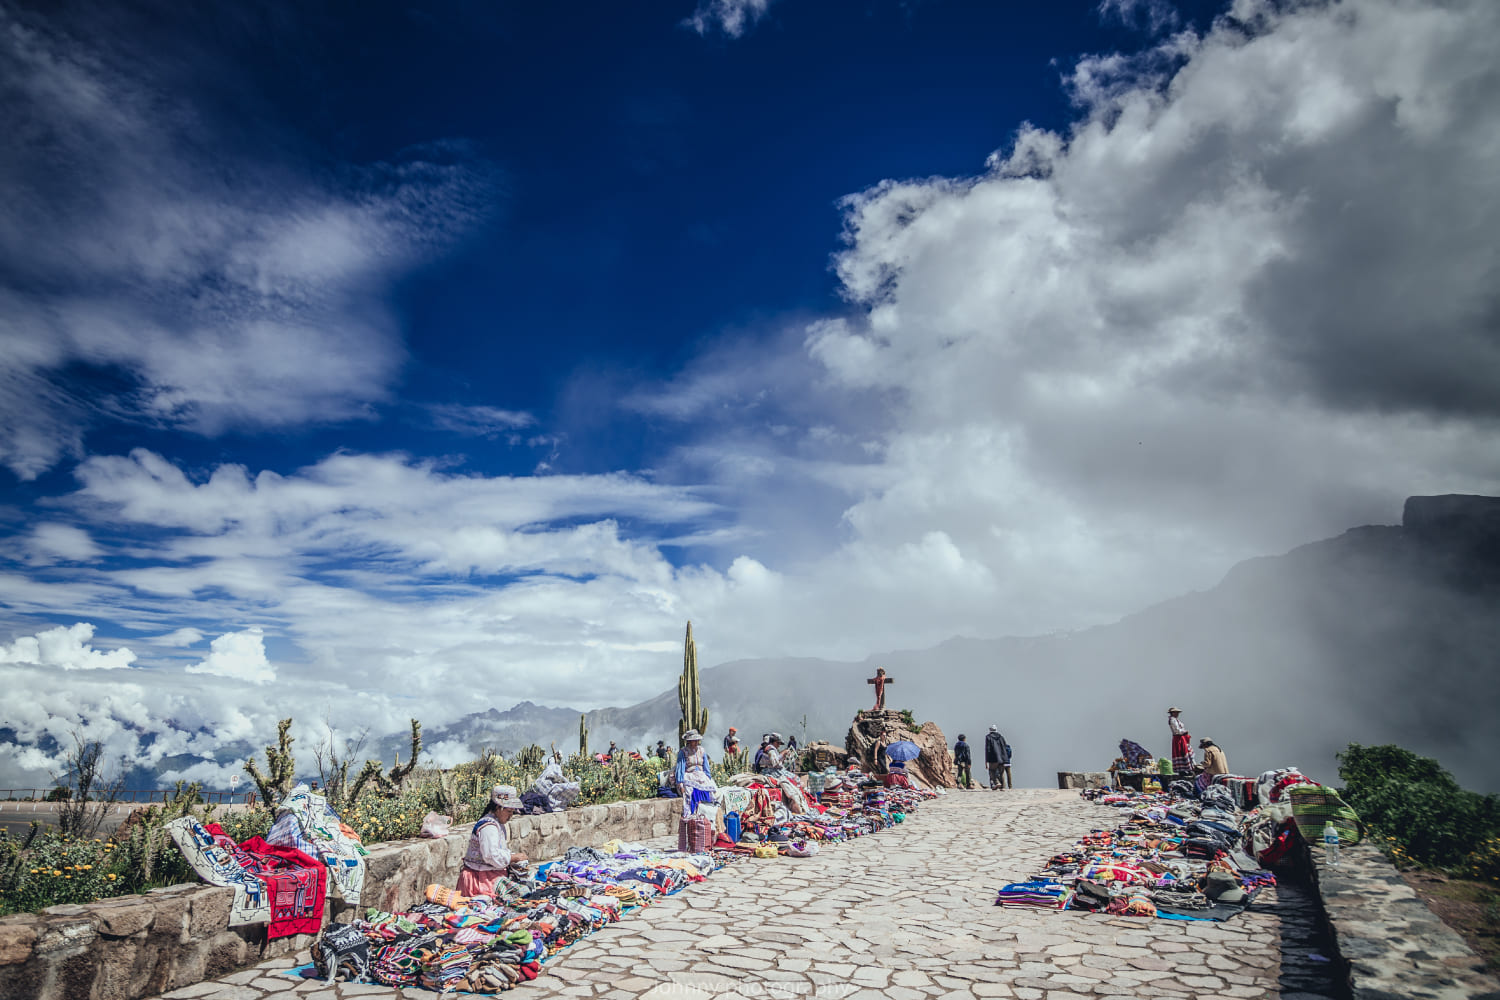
[
  {"x1": 677, "y1": 621, "x2": 709, "y2": 745},
  {"x1": 579, "y1": 714, "x2": 589, "y2": 757}
]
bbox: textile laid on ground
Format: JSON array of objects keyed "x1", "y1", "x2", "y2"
[
  {"x1": 994, "y1": 766, "x2": 1364, "y2": 921},
  {"x1": 165, "y1": 816, "x2": 272, "y2": 927},
  {"x1": 266, "y1": 783, "x2": 369, "y2": 906},
  {"x1": 286, "y1": 762, "x2": 938, "y2": 994}
]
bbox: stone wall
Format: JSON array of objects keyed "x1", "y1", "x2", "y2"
[
  {"x1": 0, "y1": 797, "x2": 681, "y2": 1000},
  {"x1": 1313, "y1": 841, "x2": 1500, "y2": 999},
  {"x1": 1055, "y1": 771, "x2": 1111, "y2": 790}
]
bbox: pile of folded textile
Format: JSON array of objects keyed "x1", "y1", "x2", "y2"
[
  {"x1": 723, "y1": 765, "x2": 936, "y2": 854},
  {"x1": 307, "y1": 844, "x2": 723, "y2": 992},
  {"x1": 993, "y1": 765, "x2": 1359, "y2": 921}
]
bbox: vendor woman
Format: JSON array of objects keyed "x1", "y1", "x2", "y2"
[
  {"x1": 458, "y1": 784, "x2": 528, "y2": 897},
  {"x1": 675, "y1": 729, "x2": 719, "y2": 853}
]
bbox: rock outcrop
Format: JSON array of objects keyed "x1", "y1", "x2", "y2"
[{"x1": 844, "y1": 710, "x2": 956, "y2": 789}]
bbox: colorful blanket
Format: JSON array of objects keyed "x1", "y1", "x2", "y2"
[
  {"x1": 164, "y1": 817, "x2": 272, "y2": 927},
  {"x1": 267, "y1": 783, "x2": 368, "y2": 906}
]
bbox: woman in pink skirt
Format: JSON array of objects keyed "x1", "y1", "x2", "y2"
[{"x1": 457, "y1": 784, "x2": 528, "y2": 897}]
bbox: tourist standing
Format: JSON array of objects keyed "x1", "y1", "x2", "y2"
[
  {"x1": 675, "y1": 729, "x2": 718, "y2": 852},
  {"x1": 984, "y1": 727, "x2": 1011, "y2": 790},
  {"x1": 457, "y1": 785, "x2": 528, "y2": 897},
  {"x1": 953, "y1": 734, "x2": 973, "y2": 789},
  {"x1": 723, "y1": 727, "x2": 740, "y2": 755},
  {"x1": 1168, "y1": 707, "x2": 1195, "y2": 774},
  {"x1": 1198, "y1": 738, "x2": 1229, "y2": 777}
]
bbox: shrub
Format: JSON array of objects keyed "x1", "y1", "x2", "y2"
[{"x1": 1338, "y1": 743, "x2": 1500, "y2": 873}]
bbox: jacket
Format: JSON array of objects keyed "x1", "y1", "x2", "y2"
[
  {"x1": 1201, "y1": 744, "x2": 1229, "y2": 776},
  {"x1": 953, "y1": 740, "x2": 971, "y2": 765},
  {"x1": 984, "y1": 732, "x2": 1010, "y2": 764}
]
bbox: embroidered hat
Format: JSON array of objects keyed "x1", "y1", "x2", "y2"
[
  {"x1": 768, "y1": 733, "x2": 783, "y2": 744},
  {"x1": 682, "y1": 729, "x2": 702, "y2": 742},
  {"x1": 489, "y1": 785, "x2": 524, "y2": 810},
  {"x1": 1168, "y1": 706, "x2": 1181, "y2": 713}
]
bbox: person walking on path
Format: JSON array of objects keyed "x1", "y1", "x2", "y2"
[
  {"x1": 984, "y1": 727, "x2": 1012, "y2": 790},
  {"x1": 953, "y1": 734, "x2": 973, "y2": 789},
  {"x1": 457, "y1": 785, "x2": 527, "y2": 898},
  {"x1": 1168, "y1": 707, "x2": 1195, "y2": 774}
]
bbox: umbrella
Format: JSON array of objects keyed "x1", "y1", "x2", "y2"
[{"x1": 884, "y1": 740, "x2": 921, "y2": 763}]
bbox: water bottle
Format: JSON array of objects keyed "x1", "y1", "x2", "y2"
[{"x1": 1323, "y1": 821, "x2": 1340, "y2": 867}]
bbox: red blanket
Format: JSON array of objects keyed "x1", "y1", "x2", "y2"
[{"x1": 205, "y1": 824, "x2": 326, "y2": 939}]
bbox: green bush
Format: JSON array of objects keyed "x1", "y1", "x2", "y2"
[{"x1": 1338, "y1": 743, "x2": 1500, "y2": 872}]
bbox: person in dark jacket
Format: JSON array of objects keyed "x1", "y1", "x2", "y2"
[
  {"x1": 984, "y1": 726, "x2": 1012, "y2": 790},
  {"x1": 953, "y1": 734, "x2": 973, "y2": 789}
]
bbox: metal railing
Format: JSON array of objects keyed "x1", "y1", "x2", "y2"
[{"x1": 0, "y1": 789, "x2": 250, "y2": 805}]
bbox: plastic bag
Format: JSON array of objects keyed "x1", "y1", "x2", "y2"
[{"x1": 420, "y1": 811, "x2": 452, "y2": 838}]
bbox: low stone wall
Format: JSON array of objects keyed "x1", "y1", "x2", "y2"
[
  {"x1": 0, "y1": 797, "x2": 681, "y2": 1000},
  {"x1": 1055, "y1": 771, "x2": 1111, "y2": 790},
  {"x1": 1313, "y1": 840, "x2": 1500, "y2": 999}
]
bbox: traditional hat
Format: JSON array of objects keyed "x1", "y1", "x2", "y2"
[
  {"x1": 1168, "y1": 706, "x2": 1182, "y2": 713},
  {"x1": 489, "y1": 784, "x2": 523, "y2": 810},
  {"x1": 1198, "y1": 738, "x2": 1214, "y2": 748},
  {"x1": 769, "y1": 733, "x2": 783, "y2": 744},
  {"x1": 682, "y1": 729, "x2": 702, "y2": 742}
]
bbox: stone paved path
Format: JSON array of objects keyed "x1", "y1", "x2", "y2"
[{"x1": 153, "y1": 789, "x2": 1310, "y2": 1000}]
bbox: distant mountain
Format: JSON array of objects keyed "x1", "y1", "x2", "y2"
[{"x1": 400, "y1": 494, "x2": 1500, "y2": 793}]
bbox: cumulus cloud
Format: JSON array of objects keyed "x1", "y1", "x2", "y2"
[
  {"x1": 683, "y1": 0, "x2": 775, "y2": 39},
  {"x1": 185, "y1": 627, "x2": 276, "y2": 684},
  {"x1": 0, "y1": 5, "x2": 493, "y2": 480},
  {"x1": 0, "y1": 623, "x2": 136, "y2": 670}
]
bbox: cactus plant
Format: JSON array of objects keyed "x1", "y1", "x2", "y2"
[
  {"x1": 244, "y1": 718, "x2": 297, "y2": 808},
  {"x1": 579, "y1": 714, "x2": 589, "y2": 757},
  {"x1": 518, "y1": 743, "x2": 545, "y2": 772},
  {"x1": 677, "y1": 620, "x2": 709, "y2": 746}
]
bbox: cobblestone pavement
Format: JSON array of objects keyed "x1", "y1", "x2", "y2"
[{"x1": 154, "y1": 789, "x2": 1315, "y2": 1000}]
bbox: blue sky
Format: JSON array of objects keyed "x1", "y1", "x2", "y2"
[{"x1": 3, "y1": 0, "x2": 1499, "y2": 786}]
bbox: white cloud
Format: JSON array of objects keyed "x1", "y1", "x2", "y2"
[
  {"x1": 0, "y1": 7, "x2": 493, "y2": 480},
  {"x1": 683, "y1": 0, "x2": 775, "y2": 39},
  {"x1": 22, "y1": 524, "x2": 103, "y2": 564},
  {"x1": 0, "y1": 623, "x2": 136, "y2": 670},
  {"x1": 155, "y1": 627, "x2": 205, "y2": 648},
  {"x1": 185, "y1": 627, "x2": 276, "y2": 684},
  {"x1": 428, "y1": 404, "x2": 537, "y2": 438}
]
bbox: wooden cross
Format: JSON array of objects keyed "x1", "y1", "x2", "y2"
[{"x1": 866, "y1": 668, "x2": 894, "y2": 711}]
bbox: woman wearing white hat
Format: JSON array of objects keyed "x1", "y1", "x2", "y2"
[
  {"x1": 675, "y1": 730, "x2": 719, "y2": 853},
  {"x1": 457, "y1": 784, "x2": 528, "y2": 898}
]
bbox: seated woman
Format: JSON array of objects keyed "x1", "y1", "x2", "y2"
[
  {"x1": 758, "y1": 733, "x2": 792, "y2": 780},
  {"x1": 458, "y1": 785, "x2": 528, "y2": 898},
  {"x1": 882, "y1": 756, "x2": 914, "y2": 789},
  {"x1": 675, "y1": 730, "x2": 719, "y2": 853}
]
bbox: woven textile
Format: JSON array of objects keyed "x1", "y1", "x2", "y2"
[{"x1": 165, "y1": 817, "x2": 272, "y2": 927}]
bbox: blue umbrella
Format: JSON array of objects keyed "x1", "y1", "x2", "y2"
[{"x1": 884, "y1": 740, "x2": 921, "y2": 763}]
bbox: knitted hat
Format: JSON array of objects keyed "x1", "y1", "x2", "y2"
[{"x1": 489, "y1": 785, "x2": 523, "y2": 809}]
